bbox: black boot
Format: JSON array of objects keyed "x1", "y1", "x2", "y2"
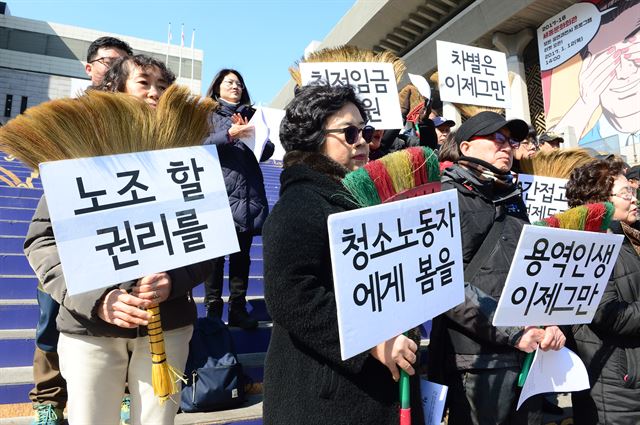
[
  {"x1": 206, "y1": 299, "x2": 223, "y2": 319},
  {"x1": 228, "y1": 306, "x2": 258, "y2": 329}
]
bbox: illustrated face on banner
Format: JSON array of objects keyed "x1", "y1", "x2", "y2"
[{"x1": 541, "y1": 0, "x2": 640, "y2": 158}]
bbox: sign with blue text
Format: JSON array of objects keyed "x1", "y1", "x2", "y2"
[
  {"x1": 40, "y1": 145, "x2": 239, "y2": 295},
  {"x1": 328, "y1": 189, "x2": 464, "y2": 360}
]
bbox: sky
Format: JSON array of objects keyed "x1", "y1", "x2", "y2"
[{"x1": 8, "y1": 0, "x2": 357, "y2": 105}]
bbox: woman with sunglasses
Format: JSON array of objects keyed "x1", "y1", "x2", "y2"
[
  {"x1": 261, "y1": 84, "x2": 419, "y2": 424},
  {"x1": 203, "y1": 69, "x2": 274, "y2": 329},
  {"x1": 566, "y1": 159, "x2": 640, "y2": 424}
]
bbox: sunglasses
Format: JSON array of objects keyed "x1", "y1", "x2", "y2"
[
  {"x1": 470, "y1": 132, "x2": 520, "y2": 149},
  {"x1": 325, "y1": 125, "x2": 376, "y2": 145}
]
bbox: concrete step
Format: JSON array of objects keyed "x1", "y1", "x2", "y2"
[
  {"x1": 0, "y1": 209, "x2": 35, "y2": 222},
  {"x1": 0, "y1": 188, "x2": 41, "y2": 199}
]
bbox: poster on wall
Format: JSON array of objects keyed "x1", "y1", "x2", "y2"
[{"x1": 538, "y1": 0, "x2": 640, "y2": 160}]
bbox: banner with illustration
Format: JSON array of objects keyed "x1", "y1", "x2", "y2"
[{"x1": 538, "y1": 0, "x2": 640, "y2": 162}]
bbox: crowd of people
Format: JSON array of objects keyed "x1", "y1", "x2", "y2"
[{"x1": 13, "y1": 35, "x2": 640, "y2": 425}]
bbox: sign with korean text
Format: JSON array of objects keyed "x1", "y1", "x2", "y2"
[
  {"x1": 299, "y1": 62, "x2": 403, "y2": 130},
  {"x1": 39, "y1": 145, "x2": 239, "y2": 296},
  {"x1": 493, "y1": 225, "x2": 623, "y2": 326},
  {"x1": 436, "y1": 40, "x2": 511, "y2": 109},
  {"x1": 518, "y1": 174, "x2": 569, "y2": 222},
  {"x1": 328, "y1": 189, "x2": 465, "y2": 360}
]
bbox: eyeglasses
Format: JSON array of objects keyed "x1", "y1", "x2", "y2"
[
  {"x1": 611, "y1": 187, "x2": 637, "y2": 201},
  {"x1": 222, "y1": 79, "x2": 244, "y2": 89},
  {"x1": 89, "y1": 57, "x2": 117, "y2": 68},
  {"x1": 325, "y1": 125, "x2": 376, "y2": 145},
  {"x1": 470, "y1": 132, "x2": 520, "y2": 149}
]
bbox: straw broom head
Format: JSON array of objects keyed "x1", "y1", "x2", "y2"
[
  {"x1": 0, "y1": 85, "x2": 217, "y2": 169},
  {"x1": 289, "y1": 45, "x2": 406, "y2": 86},
  {"x1": 519, "y1": 148, "x2": 596, "y2": 178}
]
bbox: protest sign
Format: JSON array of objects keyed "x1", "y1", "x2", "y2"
[
  {"x1": 239, "y1": 107, "x2": 270, "y2": 161},
  {"x1": 299, "y1": 62, "x2": 403, "y2": 129},
  {"x1": 493, "y1": 225, "x2": 623, "y2": 326},
  {"x1": 39, "y1": 145, "x2": 239, "y2": 295},
  {"x1": 420, "y1": 379, "x2": 448, "y2": 425},
  {"x1": 436, "y1": 40, "x2": 511, "y2": 109},
  {"x1": 328, "y1": 189, "x2": 464, "y2": 360},
  {"x1": 518, "y1": 174, "x2": 569, "y2": 222}
]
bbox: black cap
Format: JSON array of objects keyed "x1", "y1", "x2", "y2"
[
  {"x1": 455, "y1": 111, "x2": 529, "y2": 145},
  {"x1": 626, "y1": 165, "x2": 640, "y2": 181}
]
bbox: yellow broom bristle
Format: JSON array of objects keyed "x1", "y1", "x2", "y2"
[
  {"x1": 380, "y1": 151, "x2": 414, "y2": 194},
  {"x1": 148, "y1": 305, "x2": 185, "y2": 404},
  {"x1": 289, "y1": 45, "x2": 406, "y2": 85},
  {"x1": 519, "y1": 148, "x2": 596, "y2": 178},
  {"x1": 0, "y1": 85, "x2": 217, "y2": 169}
]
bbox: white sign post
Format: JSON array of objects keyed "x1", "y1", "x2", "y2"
[
  {"x1": 493, "y1": 225, "x2": 623, "y2": 327},
  {"x1": 518, "y1": 174, "x2": 569, "y2": 222},
  {"x1": 40, "y1": 145, "x2": 239, "y2": 295},
  {"x1": 299, "y1": 62, "x2": 403, "y2": 130},
  {"x1": 436, "y1": 40, "x2": 511, "y2": 109},
  {"x1": 328, "y1": 189, "x2": 465, "y2": 360}
]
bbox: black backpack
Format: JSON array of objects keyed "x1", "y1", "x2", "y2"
[{"x1": 180, "y1": 316, "x2": 246, "y2": 412}]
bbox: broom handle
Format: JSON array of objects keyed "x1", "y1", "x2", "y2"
[{"x1": 399, "y1": 331, "x2": 411, "y2": 425}]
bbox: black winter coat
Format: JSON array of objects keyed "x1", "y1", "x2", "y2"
[
  {"x1": 430, "y1": 163, "x2": 529, "y2": 372},
  {"x1": 203, "y1": 100, "x2": 274, "y2": 235},
  {"x1": 572, "y1": 221, "x2": 640, "y2": 425},
  {"x1": 262, "y1": 151, "x2": 423, "y2": 425}
]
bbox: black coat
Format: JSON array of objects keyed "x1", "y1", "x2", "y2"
[
  {"x1": 572, "y1": 221, "x2": 640, "y2": 425},
  {"x1": 203, "y1": 100, "x2": 274, "y2": 235},
  {"x1": 262, "y1": 151, "x2": 422, "y2": 425},
  {"x1": 430, "y1": 164, "x2": 530, "y2": 372}
]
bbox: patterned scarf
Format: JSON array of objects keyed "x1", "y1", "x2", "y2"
[
  {"x1": 622, "y1": 222, "x2": 640, "y2": 255},
  {"x1": 444, "y1": 156, "x2": 520, "y2": 204}
]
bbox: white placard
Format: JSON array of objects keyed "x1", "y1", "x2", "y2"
[
  {"x1": 436, "y1": 40, "x2": 511, "y2": 109},
  {"x1": 239, "y1": 107, "x2": 270, "y2": 161},
  {"x1": 328, "y1": 189, "x2": 465, "y2": 360},
  {"x1": 299, "y1": 62, "x2": 403, "y2": 130},
  {"x1": 517, "y1": 347, "x2": 590, "y2": 410},
  {"x1": 537, "y1": 3, "x2": 607, "y2": 71},
  {"x1": 408, "y1": 73, "x2": 432, "y2": 100},
  {"x1": 39, "y1": 145, "x2": 239, "y2": 295},
  {"x1": 493, "y1": 225, "x2": 623, "y2": 326},
  {"x1": 420, "y1": 379, "x2": 448, "y2": 425},
  {"x1": 261, "y1": 107, "x2": 286, "y2": 161},
  {"x1": 518, "y1": 174, "x2": 569, "y2": 222}
]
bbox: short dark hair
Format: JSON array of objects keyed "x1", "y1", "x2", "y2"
[
  {"x1": 279, "y1": 84, "x2": 369, "y2": 153},
  {"x1": 566, "y1": 158, "x2": 626, "y2": 208},
  {"x1": 86, "y1": 36, "x2": 133, "y2": 62},
  {"x1": 95, "y1": 54, "x2": 175, "y2": 93},
  {"x1": 438, "y1": 129, "x2": 459, "y2": 162},
  {"x1": 206, "y1": 69, "x2": 251, "y2": 105}
]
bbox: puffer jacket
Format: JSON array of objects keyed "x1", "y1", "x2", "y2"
[
  {"x1": 429, "y1": 163, "x2": 530, "y2": 372},
  {"x1": 24, "y1": 195, "x2": 212, "y2": 338},
  {"x1": 203, "y1": 99, "x2": 274, "y2": 235},
  {"x1": 572, "y1": 221, "x2": 640, "y2": 424}
]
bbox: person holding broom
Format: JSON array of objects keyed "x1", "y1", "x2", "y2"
[
  {"x1": 262, "y1": 84, "x2": 420, "y2": 425},
  {"x1": 21, "y1": 55, "x2": 213, "y2": 424}
]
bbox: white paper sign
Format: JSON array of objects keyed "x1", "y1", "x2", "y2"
[
  {"x1": 493, "y1": 225, "x2": 623, "y2": 326},
  {"x1": 328, "y1": 189, "x2": 465, "y2": 360},
  {"x1": 436, "y1": 40, "x2": 511, "y2": 109},
  {"x1": 537, "y1": 3, "x2": 608, "y2": 71},
  {"x1": 261, "y1": 107, "x2": 286, "y2": 161},
  {"x1": 420, "y1": 379, "x2": 448, "y2": 425},
  {"x1": 39, "y1": 145, "x2": 239, "y2": 295},
  {"x1": 518, "y1": 174, "x2": 569, "y2": 222},
  {"x1": 239, "y1": 107, "x2": 270, "y2": 161},
  {"x1": 408, "y1": 73, "x2": 432, "y2": 100},
  {"x1": 517, "y1": 347, "x2": 590, "y2": 410},
  {"x1": 299, "y1": 62, "x2": 403, "y2": 130}
]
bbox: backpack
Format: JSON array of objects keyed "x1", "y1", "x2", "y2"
[{"x1": 180, "y1": 316, "x2": 246, "y2": 412}]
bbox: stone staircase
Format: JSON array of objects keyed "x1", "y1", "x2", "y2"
[{"x1": 0, "y1": 152, "x2": 282, "y2": 424}]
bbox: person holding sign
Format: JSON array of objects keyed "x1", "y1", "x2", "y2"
[
  {"x1": 202, "y1": 68, "x2": 275, "y2": 329},
  {"x1": 429, "y1": 111, "x2": 567, "y2": 425},
  {"x1": 262, "y1": 84, "x2": 421, "y2": 424},
  {"x1": 566, "y1": 158, "x2": 640, "y2": 424},
  {"x1": 22, "y1": 58, "x2": 213, "y2": 424}
]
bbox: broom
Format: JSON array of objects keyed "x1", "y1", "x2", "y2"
[
  {"x1": 342, "y1": 146, "x2": 441, "y2": 425},
  {"x1": 0, "y1": 85, "x2": 217, "y2": 403}
]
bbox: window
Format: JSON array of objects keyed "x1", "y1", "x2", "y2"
[
  {"x1": 20, "y1": 96, "x2": 28, "y2": 114},
  {"x1": 4, "y1": 94, "x2": 12, "y2": 117}
]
